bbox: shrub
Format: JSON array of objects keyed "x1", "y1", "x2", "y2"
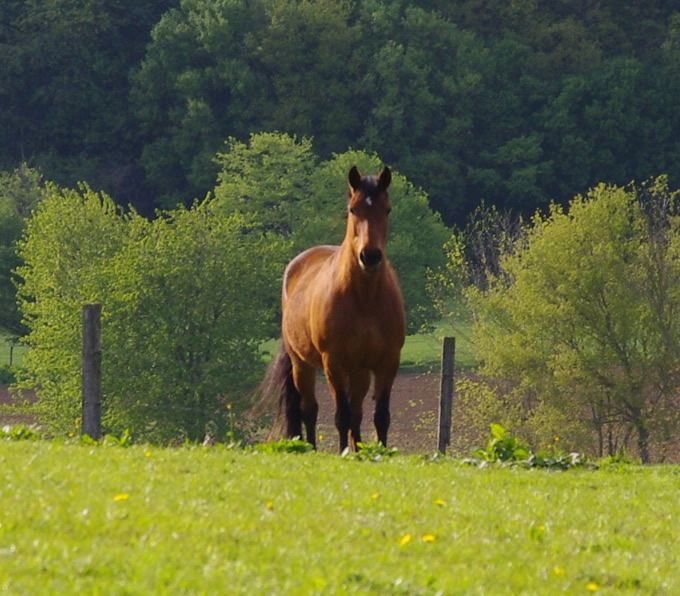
[{"x1": 464, "y1": 177, "x2": 680, "y2": 462}]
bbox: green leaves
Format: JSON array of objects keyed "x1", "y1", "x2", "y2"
[
  {"x1": 471, "y1": 423, "x2": 530, "y2": 463},
  {"x1": 16, "y1": 186, "x2": 284, "y2": 442},
  {"x1": 468, "y1": 424, "x2": 592, "y2": 470},
  {"x1": 466, "y1": 178, "x2": 680, "y2": 461},
  {"x1": 254, "y1": 437, "x2": 314, "y2": 454}
]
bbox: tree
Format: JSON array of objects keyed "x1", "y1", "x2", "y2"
[
  {"x1": 213, "y1": 132, "x2": 451, "y2": 333},
  {"x1": 0, "y1": 0, "x2": 173, "y2": 210},
  {"x1": 464, "y1": 177, "x2": 680, "y2": 462},
  {"x1": 357, "y1": 4, "x2": 490, "y2": 222},
  {"x1": 0, "y1": 165, "x2": 47, "y2": 334},
  {"x1": 100, "y1": 203, "x2": 284, "y2": 442},
  {"x1": 214, "y1": 132, "x2": 318, "y2": 239},
  {"x1": 15, "y1": 184, "x2": 284, "y2": 441},
  {"x1": 131, "y1": 0, "x2": 362, "y2": 208}
]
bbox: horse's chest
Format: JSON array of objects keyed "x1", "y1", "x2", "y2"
[{"x1": 318, "y1": 300, "x2": 396, "y2": 361}]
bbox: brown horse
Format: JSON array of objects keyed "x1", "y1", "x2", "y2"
[{"x1": 266, "y1": 166, "x2": 405, "y2": 452}]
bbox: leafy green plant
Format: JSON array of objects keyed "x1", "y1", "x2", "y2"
[
  {"x1": 522, "y1": 451, "x2": 593, "y2": 471},
  {"x1": 343, "y1": 441, "x2": 399, "y2": 461},
  {"x1": 102, "y1": 428, "x2": 132, "y2": 448},
  {"x1": 255, "y1": 437, "x2": 314, "y2": 454},
  {"x1": 0, "y1": 424, "x2": 40, "y2": 441},
  {"x1": 470, "y1": 423, "x2": 530, "y2": 463},
  {"x1": 468, "y1": 424, "x2": 592, "y2": 470}
]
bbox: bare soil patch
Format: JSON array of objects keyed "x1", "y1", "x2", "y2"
[
  {"x1": 0, "y1": 385, "x2": 36, "y2": 426},
  {"x1": 309, "y1": 371, "x2": 442, "y2": 454},
  {"x1": 1, "y1": 373, "x2": 443, "y2": 452}
]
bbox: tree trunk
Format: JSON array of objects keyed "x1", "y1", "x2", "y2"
[{"x1": 631, "y1": 409, "x2": 650, "y2": 464}]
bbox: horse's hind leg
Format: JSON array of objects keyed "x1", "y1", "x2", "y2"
[
  {"x1": 291, "y1": 359, "x2": 318, "y2": 448},
  {"x1": 282, "y1": 365, "x2": 303, "y2": 440}
]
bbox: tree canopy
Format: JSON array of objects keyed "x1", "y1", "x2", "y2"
[{"x1": 1, "y1": 1, "x2": 679, "y2": 223}]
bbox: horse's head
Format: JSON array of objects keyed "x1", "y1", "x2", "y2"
[{"x1": 346, "y1": 165, "x2": 392, "y2": 273}]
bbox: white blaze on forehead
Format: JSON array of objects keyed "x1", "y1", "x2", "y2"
[{"x1": 365, "y1": 195, "x2": 373, "y2": 206}]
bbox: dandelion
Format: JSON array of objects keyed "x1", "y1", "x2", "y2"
[
  {"x1": 225, "y1": 403, "x2": 232, "y2": 410},
  {"x1": 399, "y1": 533, "x2": 412, "y2": 547},
  {"x1": 266, "y1": 501, "x2": 274, "y2": 510},
  {"x1": 422, "y1": 534, "x2": 436, "y2": 543},
  {"x1": 434, "y1": 499, "x2": 445, "y2": 507},
  {"x1": 113, "y1": 493, "x2": 130, "y2": 502},
  {"x1": 553, "y1": 567, "x2": 565, "y2": 576},
  {"x1": 318, "y1": 434, "x2": 324, "y2": 442},
  {"x1": 144, "y1": 450, "x2": 151, "y2": 458},
  {"x1": 586, "y1": 582, "x2": 599, "y2": 592},
  {"x1": 370, "y1": 492, "x2": 380, "y2": 499}
]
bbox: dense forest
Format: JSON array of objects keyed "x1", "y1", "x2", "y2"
[{"x1": 2, "y1": 0, "x2": 679, "y2": 224}]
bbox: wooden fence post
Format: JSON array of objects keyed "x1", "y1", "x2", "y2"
[
  {"x1": 81, "y1": 303, "x2": 102, "y2": 440},
  {"x1": 437, "y1": 336, "x2": 455, "y2": 454}
]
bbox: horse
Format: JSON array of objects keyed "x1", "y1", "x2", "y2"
[{"x1": 264, "y1": 165, "x2": 405, "y2": 452}]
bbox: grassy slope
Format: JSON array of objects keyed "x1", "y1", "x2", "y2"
[{"x1": 1, "y1": 441, "x2": 678, "y2": 594}]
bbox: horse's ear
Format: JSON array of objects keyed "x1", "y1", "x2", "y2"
[
  {"x1": 348, "y1": 166, "x2": 362, "y2": 190},
  {"x1": 378, "y1": 166, "x2": 391, "y2": 190}
]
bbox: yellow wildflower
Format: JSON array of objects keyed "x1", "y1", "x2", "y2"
[{"x1": 399, "y1": 534, "x2": 412, "y2": 547}]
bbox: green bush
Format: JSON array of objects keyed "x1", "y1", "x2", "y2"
[
  {"x1": 0, "y1": 365, "x2": 15, "y2": 384},
  {"x1": 16, "y1": 185, "x2": 284, "y2": 442},
  {"x1": 464, "y1": 177, "x2": 680, "y2": 463}
]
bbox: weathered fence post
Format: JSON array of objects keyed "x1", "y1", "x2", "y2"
[
  {"x1": 437, "y1": 336, "x2": 455, "y2": 454},
  {"x1": 81, "y1": 303, "x2": 102, "y2": 439}
]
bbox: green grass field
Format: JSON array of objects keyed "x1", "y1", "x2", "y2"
[{"x1": 1, "y1": 440, "x2": 678, "y2": 594}]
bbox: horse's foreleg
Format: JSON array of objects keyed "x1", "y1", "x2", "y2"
[
  {"x1": 348, "y1": 370, "x2": 371, "y2": 450},
  {"x1": 334, "y1": 393, "x2": 352, "y2": 452},
  {"x1": 373, "y1": 366, "x2": 398, "y2": 447},
  {"x1": 374, "y1": 388, "x2": 391, "y2": 446},
  {"x1": 324, "y1": 361, "x2": 353, "y2": 452}
]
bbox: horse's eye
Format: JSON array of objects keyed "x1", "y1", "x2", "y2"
[{"x1": 349, "y1": 207, "x2": 356, "y2": 215}]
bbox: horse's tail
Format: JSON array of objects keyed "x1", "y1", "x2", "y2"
[{"x1": 250, "y1": 342, "x2": 299, "y2": 441}]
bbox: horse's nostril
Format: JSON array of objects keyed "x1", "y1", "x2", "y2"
[{"x1": 360, "y1": 249, "x2": 383, "y2": 269}]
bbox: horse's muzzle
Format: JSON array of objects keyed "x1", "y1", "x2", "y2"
[{"x1": 359, "y1": 248, "x2": 383, "y2": 271}]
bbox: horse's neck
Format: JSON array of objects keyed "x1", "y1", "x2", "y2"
[{"x1": 334, "y1": 240, "x2": 384, "y2": 303}]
